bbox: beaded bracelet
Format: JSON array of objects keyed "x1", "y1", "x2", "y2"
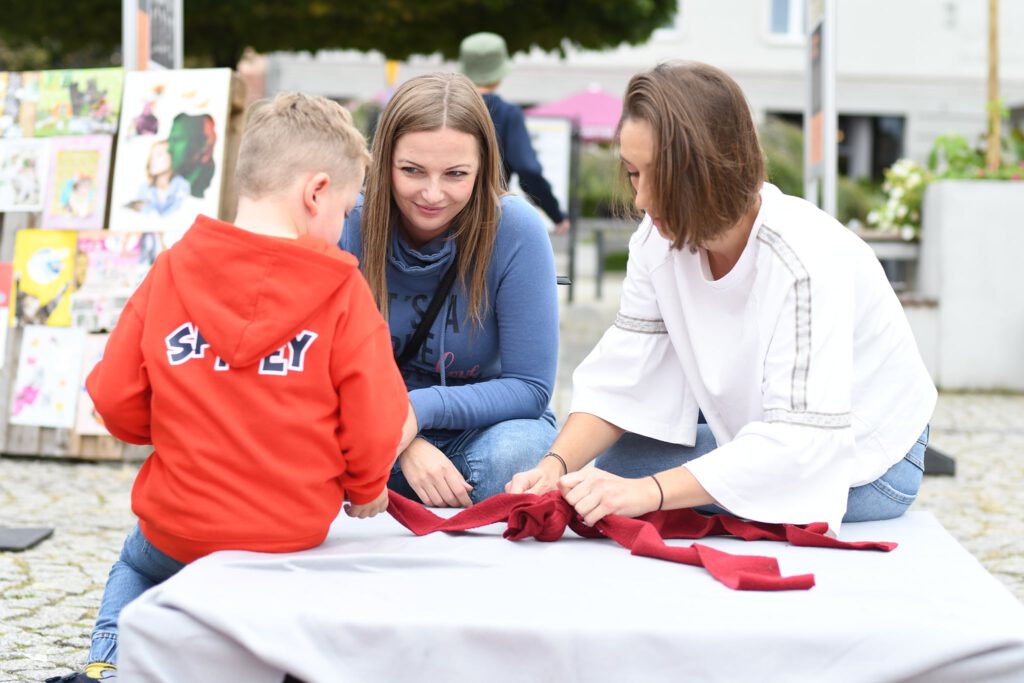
[{"x1": 543, "y1": 451, "x2": 568, "y2": 475}]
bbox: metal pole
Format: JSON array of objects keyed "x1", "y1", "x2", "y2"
[
  {"x1": 567, "y1": 123, "x2": 580, "y2": 304},
  {"x1": 986, "y1": 0, "x2": 1000, "y2": 171},
  {"x1": 122, "y1": 0, "x2": 137, "y2": 70},
  {"x1": 822, "y1": 0, "x2": 837, "y2": 217}
]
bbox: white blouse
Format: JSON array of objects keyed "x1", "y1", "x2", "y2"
[{"x1": 571, "y1": 183, "x2": 936, "y2": 532}]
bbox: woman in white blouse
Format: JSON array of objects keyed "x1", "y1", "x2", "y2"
[{"x1": 507, "y1": 61, "x2": 936, "y2": 533}]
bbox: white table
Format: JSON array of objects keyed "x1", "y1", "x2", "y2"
[{"x1": 119, "y1": 511, "x2": 1024, "y2": 682}]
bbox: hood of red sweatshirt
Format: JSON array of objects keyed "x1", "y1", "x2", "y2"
[{"x1": 167, "y1": 214, "x2": 359, "y2": 368}]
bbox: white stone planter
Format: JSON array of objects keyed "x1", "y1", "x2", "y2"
[{"x1": 913, "y1": 180, "x2": 1024, "y2": 391}]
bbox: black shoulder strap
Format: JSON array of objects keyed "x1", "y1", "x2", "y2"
[{"x1": 395, "y1": 262, "x2": 458, "y2": 368}]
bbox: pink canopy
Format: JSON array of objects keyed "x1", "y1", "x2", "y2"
[{"x1": 525, "y1": 87, "x2": 623, "y2": 142}]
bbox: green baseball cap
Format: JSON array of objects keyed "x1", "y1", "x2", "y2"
[{"x1": 459, "y1": 32, "x2": 513, "y2": 86}]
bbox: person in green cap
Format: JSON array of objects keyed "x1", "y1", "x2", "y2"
[{"x1": 459, "y1": 31, "x2": 570, "y2": 234}]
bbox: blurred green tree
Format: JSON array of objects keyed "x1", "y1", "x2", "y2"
[{"x1": 1, "y1": 0, "x2": 677, "y2": 69}]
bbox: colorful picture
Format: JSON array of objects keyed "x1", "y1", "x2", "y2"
[
  {"x1": 70, "y1": 231, "x2": 162, "y2": 332},
  {"x1": 33, "y1": 68, "x2": 123, "y2": 137},
  {"x1": 0, "y1": 262, "x2": 11, "y2": 368},
  {"x1": 75, "y1": 333, "x2": 110, "y2": 435},
  {"x1": 0, "y1": 139, "x2": 50, "y2": 211},
  {"x1": 11, "y1": 228, "x2": 77, "y2": 327},
  {"x1": 10, "y1": 325, "x2": 86, "y2": 429},
  {"x1": 109, "y1": 68, "x2": 232, "y2": 245},
  {"x1": 0, "y1": 71, "x2": 40, "y2": 139},
  {"x1": 41, "y1": 135, "x2": 113, "y2": 230}
]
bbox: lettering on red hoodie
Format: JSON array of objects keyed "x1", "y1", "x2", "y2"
[{"x1": 86, "y1": 215, "x2": 408, "y2": 563}]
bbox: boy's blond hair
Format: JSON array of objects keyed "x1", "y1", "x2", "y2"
[{"x1": 235, "y1": 92, "x2": 369, "y2": 200}]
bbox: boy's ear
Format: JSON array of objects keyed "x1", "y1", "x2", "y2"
[{"x1": 303, "y1": 172, "x2": 331, "y2": 216}]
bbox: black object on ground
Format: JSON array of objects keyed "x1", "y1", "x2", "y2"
[
  {"x1": 0, "y1": 526, "x2": 54, "y2": 551},
  {"x1": 924, "y1": 446, "x2": 956, "y2": 477}
]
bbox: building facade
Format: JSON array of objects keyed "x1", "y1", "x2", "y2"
[{"x1": 263, "y1": 0, "x2": 1024, "y2": 180}]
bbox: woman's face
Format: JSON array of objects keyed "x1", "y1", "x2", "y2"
[
  {"x1": 391, "y1": 127, "x2": 479, "y2": 247},
  {"x1": 619, "y1": 118, "x2": 667, "y2": 237}
]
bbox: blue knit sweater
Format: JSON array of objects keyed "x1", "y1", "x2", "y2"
[{"x1": 341, "y1": 194, "x2": 559, "y2": 432}]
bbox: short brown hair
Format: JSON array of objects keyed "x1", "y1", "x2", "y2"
[
  {"x1": 360, "y1": 73, "x2": 504, "y2": 329},
  {"x1": 620, "y1": 61, "x2": 765, "y2": 249},
  {"x1": 235, "y1": 92, "x2": 369, "y2": 200}
]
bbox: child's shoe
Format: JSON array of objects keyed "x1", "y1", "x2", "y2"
[{"x1": 45, "y1": 662, "x2": 117, "y2": 682}]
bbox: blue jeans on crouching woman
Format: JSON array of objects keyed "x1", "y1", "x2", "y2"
[
  {"x1": 595, "y1": 424, "x2": 929, "y2": 523},
  {"x1": 389, "y1": 411, "x2": 558, "y2": 505}
]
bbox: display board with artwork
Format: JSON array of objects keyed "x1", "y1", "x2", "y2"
[
  {"x1": 0, "y1": 139, "x2": 50, "y2": 212},
  {"x1": 10, "y1": 228, "x2": 77, "y2": 327},
  {"x1": 41, "y1": 135, "x2": 114, "y2": 230},
  {"x1": 10, "y1": 325, "x2": 87, "y2": 429},
  {"x1": 0, "y1": 72, "x2": 40, "y2": 139},
  {"x1": 33, "y1": 68, "x2": 123, "y2": 137},
  {"x1": 70, "y1": 230, "x2": 162, "y2": 332},
  {"x1": 109, "y1": 68, "x2": 232, "y2": 245},
  {"x1": 75, "y1": 333, "x2": 110, "y2": 435},
  {"x1": 0, "y1": 67, "x2": 244, "y2": 460}
]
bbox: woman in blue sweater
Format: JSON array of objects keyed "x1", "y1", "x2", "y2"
[{"x1": 341, "y1": 73, "x2": 559, "y2": 507}]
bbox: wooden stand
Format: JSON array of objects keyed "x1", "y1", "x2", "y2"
[{"x1": 0, "y1": 72, "x2": 247, "y2": 462}]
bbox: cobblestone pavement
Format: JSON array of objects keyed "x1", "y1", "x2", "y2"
[{"x1": 2, "y1": 266, "x2": 1022, "y2": 681}]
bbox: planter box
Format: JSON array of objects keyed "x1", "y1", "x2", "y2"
[{"x1": 915, "y1": 180, "x2": 1024, "y2": 391}]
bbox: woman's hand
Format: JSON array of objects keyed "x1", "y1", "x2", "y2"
[
  {"x1": 505, "y1": 456, "x2": 564, "y2": 495},
  {"x1": 558, "y1": 469, "x2": 662, "y2": 526},
  {"x1": 345, "y1": 488, "x2": 389, "y2": 518},
  {"x1": 399, "y1": 437, "x2": 473, "y2": 507}
]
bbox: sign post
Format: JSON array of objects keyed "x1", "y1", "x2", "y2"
[
  {"x1": 804, "y1": 0, "x2": 837, "y2": 216},
  {"x1": 122, "y1": 0, "x2": 184, "y2": 71}
]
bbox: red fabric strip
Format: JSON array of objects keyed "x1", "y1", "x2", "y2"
[{"x1": 386, "y1": 491, "x2": 895, "y2": 591}]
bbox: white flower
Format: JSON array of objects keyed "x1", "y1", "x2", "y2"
[
  {"x1": 867, "y1": 210, "x2": 879, "y2": 225},
  {"x1": 900, "y1": 225, "x2": 916, "y2": 241}
]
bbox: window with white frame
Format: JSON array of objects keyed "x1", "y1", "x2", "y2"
[{"x1": 767, "y1": 0, "x2": 805, "y2": 41}]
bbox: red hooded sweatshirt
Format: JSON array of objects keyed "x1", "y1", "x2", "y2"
[{"x1": 87, "y1": 215, "x2": 407, "y2": 563}]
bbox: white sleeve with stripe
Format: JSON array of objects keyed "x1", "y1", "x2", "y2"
[{"x1": 570, "y1": 228, "x2": 699, "y2": 446}]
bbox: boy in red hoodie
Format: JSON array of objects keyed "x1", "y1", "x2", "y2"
[{"x1": 50, "y1": 93, "x2": 408, "y2": 682}]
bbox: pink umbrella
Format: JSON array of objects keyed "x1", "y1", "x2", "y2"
[{"x1": 525, "y1": 86, "x2": 623, "y2": 142}]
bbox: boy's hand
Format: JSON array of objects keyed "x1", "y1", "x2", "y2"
[
  {"x1": 345, "y1": 488, "x2": 389, "y2": 518},
  {"x1": 399, "y1": 438, "x2": 473, "y2": 507}
]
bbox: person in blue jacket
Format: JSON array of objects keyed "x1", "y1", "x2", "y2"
[
  {"x1": 459, "y1": 32, "x2": 570, "y2": 235},
  {"x1": 341, "y1": 72, "x2": 559, "y2": 507}
]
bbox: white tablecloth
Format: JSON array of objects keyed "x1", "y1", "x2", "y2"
[{"x1": 118, "y1": 510, "x2": 1024, "y2": 682}]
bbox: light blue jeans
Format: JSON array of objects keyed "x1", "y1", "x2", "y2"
[
  {"x1": 390, "y1": 412, "x2": 558, "y2": 504},
  {"x1": 89, "y1": 524, "x2": 185, "y2": 665},
  {"x1": 595, "y1": 424, "x2": 930, "y2": 523}
]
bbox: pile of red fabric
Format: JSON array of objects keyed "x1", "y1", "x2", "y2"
[{"x1": 387, "y1": 490, "x2": 896, "y2": 591}]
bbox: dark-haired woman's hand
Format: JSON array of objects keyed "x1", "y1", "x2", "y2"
[{"x1": 558, "y1": 469, "x2": 661, "y2": 526}]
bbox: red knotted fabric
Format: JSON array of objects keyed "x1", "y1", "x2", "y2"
[{"x1": 386, "y1": 490, "x2": 896, "y2": 591}]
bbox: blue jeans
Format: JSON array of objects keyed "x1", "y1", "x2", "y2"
[
  {"x1": 595, "y1": 424, "x2": 929, "y2": 523},
  {"x1": 89, "y1": 524, "x2": 186, "y2": 664},
  {"x1": 390, "y1": 413, "x2": 558, "y2": 504}
]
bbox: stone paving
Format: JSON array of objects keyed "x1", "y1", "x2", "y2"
[{"x1": 2, "y1": 263, "x2": 1023, "y2": 681}]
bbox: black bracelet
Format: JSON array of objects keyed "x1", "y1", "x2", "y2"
[
  {"x1": 543, "y1": 451, "x2": 568, "y2": 475},
  {"x1": 650, "y1": 474, "x2": 664, "y2": 511}
]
